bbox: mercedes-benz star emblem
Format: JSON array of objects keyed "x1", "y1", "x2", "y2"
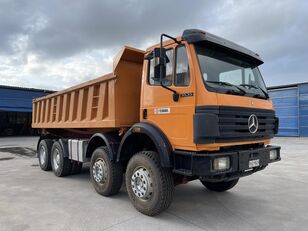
[{"x1": 248, "y1": 114, "x2": 258, "y2": 134}]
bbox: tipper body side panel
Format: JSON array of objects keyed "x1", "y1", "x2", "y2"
[{"x1": 32, "y1": 46, "x2": 144, "y2": 131}]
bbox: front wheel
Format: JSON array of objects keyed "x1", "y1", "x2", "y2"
[
  {"x1": 90, "y1": 147, "x2": 123, "y2": 196},
  {"x1": 125, "y1": 151, "x2": 174, "y2": 216},
  {"x1": 71, "y1": 161, "x2": 83, "y2": 174},
  {"x1": 200, "y1": 179, "x2": 239, "y2": 192}
]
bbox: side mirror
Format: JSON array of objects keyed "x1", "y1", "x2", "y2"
[{"x1": 153, "y1": 47, "x2": 166, "y2": 81}]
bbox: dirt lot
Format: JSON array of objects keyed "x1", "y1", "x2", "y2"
[{"x1": 0, "y1": 137, "x2": 307, "y2": 231}]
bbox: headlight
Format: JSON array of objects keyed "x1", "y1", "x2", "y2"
[
  {"x1": 212, "y1": 157, "x2": 230, "y2": 171},
  {"x1": 269, "y1": 150, "x2": 278, "y2": 160}
]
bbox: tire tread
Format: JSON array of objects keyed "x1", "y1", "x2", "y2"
[
  {"x1": 38, "y1": 139, "x2": 52, "y2": 171},
  {"x1": 90, "y1": 147, "x2": 123, "y2": 196},
  {"x1": 51, "y1": 141, "x2": 72, "y2": 177},
  {"x1": 126, "y1": 151, "x2": 174, "y2": 216},
  {"x1": 200, "y1": 179, "x2": 239, "y2": 192}
]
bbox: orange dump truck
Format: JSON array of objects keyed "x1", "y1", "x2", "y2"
[{"x1": 33, "y1": 29, "x2": 281, "y2": 216}]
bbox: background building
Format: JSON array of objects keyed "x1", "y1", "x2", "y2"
[
  {"x1": 1, "y1": 83, "x2": 307, "y2": 137},
  {"x1": 0, "y1": 85, "x2": 54, "y2": 136},
  {"x1": 268, "y1": 82, "x2": 308, "y2": 137}
]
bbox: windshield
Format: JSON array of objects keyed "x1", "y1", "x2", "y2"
[{"x1": 195, "y1": 44, "x2": 268, "y2": 99}]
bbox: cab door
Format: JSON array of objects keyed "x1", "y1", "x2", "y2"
[{"x1": 141, "y1": 43, "x2": 196, "y2": 150}]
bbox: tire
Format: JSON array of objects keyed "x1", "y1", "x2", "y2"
[
  {"x1": 125, "y1": 151, "x2": 174, "y2": 216},
  {"x1": 90, "y1": 147, "x2": 123, "y2": 196},
  {"x1": 71, "y1": 161, "x2": 83, "y2": 174},
  {"x1": 200, "y1": 179, "x2": 239, "y2": 192},
  {"x1": 51, "y1": 141, "x2": 72, "y2": 177},
  {"x1": 38, "y1": 139, "x2": 53, "y2": 171}
]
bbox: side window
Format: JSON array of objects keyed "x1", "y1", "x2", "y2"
[
  {"x1": 175, "y1": 46, "x2": 190, "y2": 86},
  {"x1": 148, "y1": 49, "x2": 174, "y2": 86}
]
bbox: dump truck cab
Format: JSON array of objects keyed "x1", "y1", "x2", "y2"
[{"x1": 140, "y1": 29, "x2": 280, "y2": 178}]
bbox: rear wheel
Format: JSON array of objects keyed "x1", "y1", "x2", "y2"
[
  {"x1": 90, "y1": 147, "x2": 123, "y2": 196},
  {"x1": 71, "y1": 161, "x2": 83, "y2": 174},
  {"x1": 200, "y1": 179, "x2": 239, "y2": 192},
  {"x1": 38, "y1": 139, "x2": 52, "y2": 171},
  {"x1": 51, "y1": 141, "x2": 72, "y2": 177},
  {"x1": 125, "y1": 151, "x2": 174, "y2": 216}
]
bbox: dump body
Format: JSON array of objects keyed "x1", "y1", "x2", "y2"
[{"x1": 32, "y1": 47, "x2": 144, "y2": 130}]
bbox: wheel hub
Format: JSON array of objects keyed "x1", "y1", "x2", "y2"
[
  {"x1": 93, "y1": 159, "x2": 107, "y2": 183},
  {"x1": 53, "y1": 149, "x2": 60, "y2": 170},
  {"x1": 131, "y1": 167, "x2": 153, "y2": 200},
  {"x1": 39, "y1": 146, "x2": 46, "y2": 165}
]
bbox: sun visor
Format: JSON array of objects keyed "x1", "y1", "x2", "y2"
[{"x1": 182, "y1": 29, "x2": 263, "y2": 65}]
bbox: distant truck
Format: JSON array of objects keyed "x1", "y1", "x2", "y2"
[{"x1": 32, "y1": 29, "x2": 281, "y2": 216}]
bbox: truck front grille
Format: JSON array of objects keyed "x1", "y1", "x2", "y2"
[{"x1": 194, "y1": 106, "x2": 277, "y2": 144}]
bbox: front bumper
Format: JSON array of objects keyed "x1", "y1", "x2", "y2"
[{"x1": 173, "y1": 145, "x2": 281, "y2": 182}]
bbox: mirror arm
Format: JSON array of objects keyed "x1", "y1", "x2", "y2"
[
  {"x1": 160, "y1": 33, "x2": 181, "y2": 45},
  {"x1": 159, "y1": 34, "x2": 180, "y2": 102},
  {"x1": 160, "y1": 82, "x2": 179, "y2": 102}
]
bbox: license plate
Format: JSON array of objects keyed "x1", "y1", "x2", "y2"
[{"x1": 249, "y1": 159, "x2": 260, "y2": 168}]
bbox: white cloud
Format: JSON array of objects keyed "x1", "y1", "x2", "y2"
[
  {"x1": 0, "y1": 0, "x2": 307, "y2": 90},
  {"x1": 0, "y1": 49, "x2": 114, "y2": 90}
]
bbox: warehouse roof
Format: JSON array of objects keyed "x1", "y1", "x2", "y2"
[
  {"x1": 267, "y1": 82, "x2": 308, "y2": 90},
  {"x1": 0, "y1": 85, "x2": 55, "y2": 93},
  {"x1": 0, "y1": 85, "x2": 55, "y2": 112}
]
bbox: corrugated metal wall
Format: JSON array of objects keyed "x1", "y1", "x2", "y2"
[
  {"x1": 0, "y1": 87, "x2": 49, "y2": 112},
  {"x1": 0, "y1": 86, "x2": 52, "y2": 136},
  {"x1": 269, "y1": 83, "x2": 308, "y2": 137},
  {"x1": 299, "y1": 84, "x2": 308, "y2": 136},
  {"x1": 269, "y1": 87, "x2": 299, "y2": 136}
]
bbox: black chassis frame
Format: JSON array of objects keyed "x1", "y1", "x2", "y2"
[{"x1": 38, "y1": 123, "x2": 281, "y2": 183}]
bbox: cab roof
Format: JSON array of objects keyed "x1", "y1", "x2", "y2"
[
  {"x1": 146, "y1": 29, "x2": 263, "y2": 65},
  {"x1": 182, "y1": 29, "x2": 263, "y2": 64}
]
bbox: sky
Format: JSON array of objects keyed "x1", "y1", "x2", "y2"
[{"x1": 0, "y1": 0, "x2": 307, "y2": 91}]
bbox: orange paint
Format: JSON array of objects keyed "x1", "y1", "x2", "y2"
[{"x1": 33, "y1": 36, "x2": 274, "y2": 152}]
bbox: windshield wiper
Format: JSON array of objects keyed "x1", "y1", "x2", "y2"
[
  {"x1": 240, "y1": 84, "x2": 269, "y2": 99},
  {"x1": 206, "y1": 80, "x2": 246, "y2": 95}
]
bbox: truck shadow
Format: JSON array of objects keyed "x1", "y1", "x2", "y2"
[
  {"x1": 54, "y1": 165, "x2": 273, "y2": 229},
  {"x1": 0, "y1": 147, "x2": 36, "y2": 157},
  {"x1": 66, "y1": 166, "x2": 262, "y2": 208}
]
